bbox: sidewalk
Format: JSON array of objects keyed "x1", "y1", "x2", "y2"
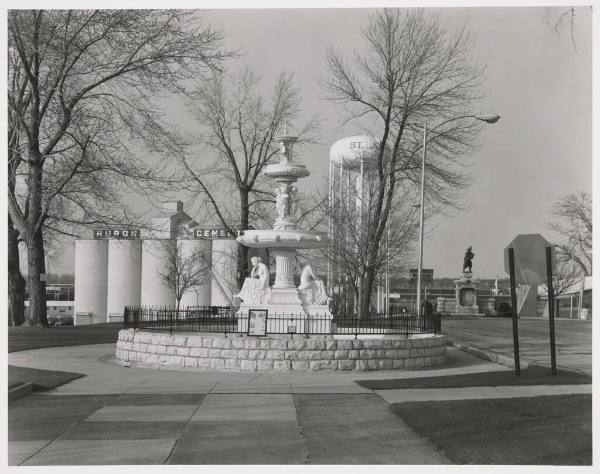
[{"x1": 7, "y1": 342, "x2": 592, "y2": 465}]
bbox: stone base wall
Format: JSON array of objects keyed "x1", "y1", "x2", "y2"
[{"x1": 116, "y1": 330, "x2": 446, "y2": 371}]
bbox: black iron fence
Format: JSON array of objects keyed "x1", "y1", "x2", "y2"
[
  {"x1": 124, "y1": 306, "x2": 441, "y2": 336},
  {"x1": 124, "y1": 306, "x2": 237, "y2": 334}
]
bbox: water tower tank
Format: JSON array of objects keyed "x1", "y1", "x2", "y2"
[
  {"x1": 329, "y1": 135, "x2": 379, "y2": 169},
  {"x1": 74, "y1": 240, "x2": 108, "y2": 325},
  {"x1": 211, "y1": 239, "x2": 239, "y2": 307},
  {"x1": 179, "y1": 239, "x2": 212, "y2": 308},
  {"x1": 141, "y1": 239, "x2": 176, "y2": 308},
  {"x1": 106, "y1": 240, "x2": 142, "y2": 320}
]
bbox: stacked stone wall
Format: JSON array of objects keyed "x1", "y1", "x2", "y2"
[{"x1": 116, "y1": 329, "x2": 446, "y2": 371}]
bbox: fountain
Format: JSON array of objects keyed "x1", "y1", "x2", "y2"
[
  {"x1": 115, "y1": 128, "x2": 448, "y2": 371},
  {"x1": 235, "y1": 129, "x2": 332, "y2": 333}
]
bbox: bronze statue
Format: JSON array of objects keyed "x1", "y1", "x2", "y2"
[{"x1": 463, "y1": 246, "x2": 474, "y2": 272}]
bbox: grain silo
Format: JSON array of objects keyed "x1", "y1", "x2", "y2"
[
  {"x1": 211, "y1": 239, "x2": 239, "y2": 307},
  {"x1": 106, "y1": 239, "x2": 142, "y2": 320},
  {"x1": 140, "y1": 239, "x2": 176, "y2": 308},
  {"x1": 74, "y1": 239, "x2": 109, "y2": 325}
]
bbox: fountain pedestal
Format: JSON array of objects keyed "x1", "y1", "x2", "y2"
[{"x1": 272, "y1": 249, "x2": 297, "y2": 289}]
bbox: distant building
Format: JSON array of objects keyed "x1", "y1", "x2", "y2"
[
  {"x1": 388, "y1": 276, "x2": 592, "y2": 320},
  {"x1": 538, "y1": 276, "x2": 592, "y2": 320},
  {"x1": 25, "y1": 283, "x2": 75, "y2": 325}
]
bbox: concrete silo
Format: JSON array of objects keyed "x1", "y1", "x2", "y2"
[
  {"x1": 74, "y1": 240, "x2": 108, "y2": 325},
  {"x1": 141, "y1": 239, "x2": 176, "y2": 308},
  {"x1": 178, "y1": 239, "x2": 212, "y2": 308},
  {"x1": 211, "y1": 239, "x2": 239, "y2": 307},
  {"x1": 106, "y1": 240, "x2": 142, "y2": 321}
]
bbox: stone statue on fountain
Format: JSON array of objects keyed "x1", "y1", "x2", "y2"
[
  {"x1": 298, "y1": 265, "x2": 329, "y2": 305},
  {"x1": 234, "y1": 256, "x2": 270, "y2": 304},
  {"x1": 275, "y1": 186, "x2": 290, "y2": 219}
]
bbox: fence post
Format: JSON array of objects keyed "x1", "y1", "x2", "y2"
[{"x1": 169, "y1": 308, "x2": 173, "y2": 335}]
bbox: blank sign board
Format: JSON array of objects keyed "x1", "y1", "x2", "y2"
[{"x1": 503, "y1": 234, "x2": 555, "y2": 285}]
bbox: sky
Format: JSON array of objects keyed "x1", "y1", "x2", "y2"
[{"x1": 45, "y1": 5, "x2": 593, "y2": 279}]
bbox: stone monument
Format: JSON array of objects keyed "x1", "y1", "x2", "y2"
[
  {"x1": 235, "y1": 127, "x2": 332, "y2": 333},
  {"x1": 454, "y1": 246, "x2": 480, "y2": 315}
]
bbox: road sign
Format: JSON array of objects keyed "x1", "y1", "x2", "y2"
[{"x1": 503, "y1": 234, "x2": 555, "y2": 285}]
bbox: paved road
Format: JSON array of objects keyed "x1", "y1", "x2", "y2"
[{"x1": 442, "y1": 317, "x2": 592, "y2": 375}]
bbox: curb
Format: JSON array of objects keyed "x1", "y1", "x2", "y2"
[
  {"x1": 450, "y1": 341, "x2": 536, "y2": 370},
  {"x1": 8, "y1": 382, "x2": 34, "y2": 403}
]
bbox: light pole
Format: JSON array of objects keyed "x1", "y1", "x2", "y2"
[{"x1": 416, "y1": 113, "x2": 500, "y2": 315}]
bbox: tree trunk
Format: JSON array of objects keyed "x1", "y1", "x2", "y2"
[
  {"x1": 237, "y1": 190, "x2": 251, "y2": 288},
  {"x1": 8, "y1": 216, "x2": 25, "y2": 326},
  {"x1": 26, "y1": 230, "x2": 48, "y2": 327},
  {"x1": 360, "y1": 266, "x2": 377, "y2": 320}
]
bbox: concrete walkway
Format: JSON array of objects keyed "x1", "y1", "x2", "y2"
[{"x1": 7, "y1": 343, "x2": 591, "y2": 465}]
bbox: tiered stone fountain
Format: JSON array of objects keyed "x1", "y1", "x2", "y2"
[
  {"x1": 235, "y1": 131, "x2": 332, "y2": 333},
  {"x1": 115, "y1": 129, "x2": 448, "y2": 371}
]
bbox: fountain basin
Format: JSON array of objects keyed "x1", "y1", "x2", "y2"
[
  {"x1": 263, "y1": 162, "x2": 309, "y2": 180},
  {"x1": 237, "y1": 230, "x2": 328, "y2": 249},
  {"x1": 116, "y1": 329, "x2": 448, "y2": 371}
]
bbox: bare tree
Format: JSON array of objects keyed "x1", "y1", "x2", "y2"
[
  {"x1": 322, "y1": 9, "x2": 484, "y2": 317},
  {"x1": 545, "y1": 6, "x2": 577, "y2": 50},
  {"x1": 182, "y1": 67, "x2": 320, "y2": 287},
  {"x1": 157, "y1": 241, "x2": 210, "y2": 312},
  {"x1": 547, "y1": 191, "x2": 592, "y2": 276},
  {"x1": 541, "y1": 254, "x2": 580, "y2": 298},
  {"x1": 8, "y1": 10, "x2": 230, "y2": 326},
  {"x1": 324, "y1": 172, "x2": 420, "y2": 316}
]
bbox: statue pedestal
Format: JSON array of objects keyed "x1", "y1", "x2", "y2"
[{"x1": 454, "y1": 272, "x2": 480, "y2": 315}]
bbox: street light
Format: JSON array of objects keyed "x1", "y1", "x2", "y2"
[{"x1": 416, "y1": 113, "x2": 500, "y2": 315}]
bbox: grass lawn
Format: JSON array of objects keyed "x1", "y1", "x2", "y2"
[
  {"x1": 390, "y1": 394, "x2": 591, "y2": 465},
  {"x1": 8, "y1": 365, "x2": 85, "y2": 391},
  {"x1": 356, "y1": 366, "x2": 591, "y2": 390},
  {"x1": 8, "y1": 323, "x2": 122, "y2": 353}
]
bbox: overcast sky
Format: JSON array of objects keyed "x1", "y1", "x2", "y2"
[{"x1": 49, "y1": 6, "x2": 592, "y2": 279}]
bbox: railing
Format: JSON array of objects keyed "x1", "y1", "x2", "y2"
[
  {"x1": 124, "y1": 306, "x2": 442, "y2": 336},
  {"x1": 124, "y1": 306, "x2": 237, "y2": 334}
]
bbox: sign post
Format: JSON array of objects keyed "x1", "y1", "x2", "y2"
[
  {"x1": 507, "y1": 248, "x2": 521, "y2": 376},
  {"x1": 504, "y1": 234, "x2": 557, "y2": 377},
  {"x1": 545, "y1": 246, "x2": 557, "y2": 375}
]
